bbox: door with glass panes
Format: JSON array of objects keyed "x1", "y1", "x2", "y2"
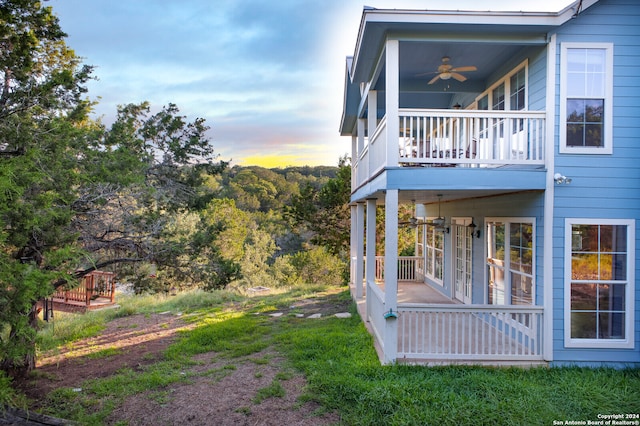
[{"x1": 453, "y1": 219, "x2": 473, "y2": 304}]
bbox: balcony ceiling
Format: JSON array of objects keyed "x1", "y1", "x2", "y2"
[{"x1": 374, "y1": 41, "x2": 533, "y2": 97}]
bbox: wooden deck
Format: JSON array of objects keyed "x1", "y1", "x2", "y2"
[{"x1": 43, "y1": 271, "x2": 118, "y2": 314}]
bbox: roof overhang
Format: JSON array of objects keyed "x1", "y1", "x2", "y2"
[{"x1": 350, "y1": 0, "x2": 598, "y2": 85}]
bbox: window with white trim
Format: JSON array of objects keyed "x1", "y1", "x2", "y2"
[
  {"x1": 486, "y1": 219, "x2": 535, "y2": 305},
  {"x1": 565, "y1": 219, "x2": 635, "y2": 348},
  {"x1": 560, "y1": 43, "x2": 613, "y2": 154}
]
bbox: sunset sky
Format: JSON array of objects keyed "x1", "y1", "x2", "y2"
[{"x1": 50, "y1": 0, "x2": 575, "y2": 168}]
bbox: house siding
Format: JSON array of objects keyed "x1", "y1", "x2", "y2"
[
  {"x1": 551, "y1": 0, "x2": 640, "y2": 365},
  {"x1": 422, "y1": 193, "x2": 544, "y2": 306}
]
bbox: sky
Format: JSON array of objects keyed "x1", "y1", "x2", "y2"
[{"x1": 48, "y1": 0, "x2": 575, "y2": 168}]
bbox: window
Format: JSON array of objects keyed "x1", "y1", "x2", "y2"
[
  {"x1": 560, "y1": 43, "x2": 613, "y2": 154},
  {"x1": 510, "y1": 67, "x2": 526, "y2": 111},
  {"x1": 474, "y1": 60, "x2": 528, "y2": 111},
  {"x1": 486, "y1": 219, "x2": 535, "y2": 305},
  {"x1": 565, "y1": 219, "x2": 635, "y2": 348},
  {"x1": 425, "y1": 224, "x2": 444, "y2": 285},
  {"x1": 474, "y1": 61, "x2": 528, "y2": 160}
]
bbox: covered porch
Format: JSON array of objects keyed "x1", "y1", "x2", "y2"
[{"x1": 350, "y1": 245, "x2": 546, "y2": 366}]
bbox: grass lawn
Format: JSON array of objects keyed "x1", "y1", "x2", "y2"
[{"x1": 2, "y1": 286, "x2": 639, "y2": 425}]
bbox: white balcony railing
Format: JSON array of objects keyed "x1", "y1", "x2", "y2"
[
  {"x1": 352, "y1": 109, "x2": 546, "y2": 189},
  {"x1": 397, "y1": 304, "x2": 544, "y2": 361}
]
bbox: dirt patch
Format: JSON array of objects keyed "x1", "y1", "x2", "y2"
[{"x1": 14, "y1": 294, "x2": 350, "y2": 425}]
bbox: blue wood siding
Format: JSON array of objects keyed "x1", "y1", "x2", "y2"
[
  {"x1": 421, "y1": 193, "x2": 544, "y2": 305},
  {"x1": 551, "y1": 0, "x2": 640, "y2": 365}
]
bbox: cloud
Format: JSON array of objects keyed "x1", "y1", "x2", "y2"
[{"x1": 52, "y1": 0, "x2": 569, "y2": 167}]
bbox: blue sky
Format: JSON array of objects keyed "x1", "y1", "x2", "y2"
[{"x1": 49, "y1": 0, "x2": 574, "y2": 168}]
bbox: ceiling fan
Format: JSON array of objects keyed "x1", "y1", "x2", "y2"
[
  {"x1": 418, "y1": 56, "x2": 477, "y2": 85},
  {"x1": 398, "y1": 195, "x2": 447, "y2": 229}
]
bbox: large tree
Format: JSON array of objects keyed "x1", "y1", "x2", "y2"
[
  {"x1": 0, "y1": 1, "x2": 225, "y2": 375},
  {"x1": 0, "y1": 0, "x2": 95, "y2": 374}
]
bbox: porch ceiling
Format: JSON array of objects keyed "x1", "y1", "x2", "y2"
[
  {"x1": 373, "y1": 41, "x2": 535, "y2": 100},
  {"x1": 350, "y1": 167, "x2": 546, "y2": 205}
]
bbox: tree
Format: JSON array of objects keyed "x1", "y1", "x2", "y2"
[
  {"x1": 0, "y1": 0, "x2": 94, "y2": 374},
  {"x1": 0, "y1": 1, "x2": 226, "y2": 374},
  {"x1": 288, "y1": 156, "x2": 351, "y2": 257}
]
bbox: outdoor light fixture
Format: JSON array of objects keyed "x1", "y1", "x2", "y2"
[
  {"x1": 433, "y1": 194, "x2": 445, "y2": 227},
  {"x1": 468, "y1": 220, "x2": 481, "y2": 239},
  {"x1": 554, "y1": 173, "x2": 572, "y2": 185}
]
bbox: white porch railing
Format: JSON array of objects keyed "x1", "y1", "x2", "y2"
[
  {"x1": 397, "y1": 304, "x2": 544, "y2": 361},
  {"x1": 366, "y1": 279, "x2": 387, "y2": 352},
  {"x1": 374, "y1": 256, "x2": 423, "y2": 282},
  {"x1": 352, "y1": 109, "x2": 546, "y2": 189}
]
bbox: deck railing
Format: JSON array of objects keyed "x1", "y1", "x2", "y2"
[
  {"x1": 397, "y1": 304, "x2": 544, "y2": 361},
  {"x1": 366, "y1": 279, "x2": 387, "y2": 351},
  {"x1": 374, "y1": 256, "x2": 423, "y2": 282},
  {"x1": 352, "y1": 109, "x2": 546, "y2": 189},
  {"x1": 53, "y1": 271, "x2": 116, "y2": 306}
]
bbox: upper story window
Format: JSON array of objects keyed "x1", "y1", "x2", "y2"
[
  {"x1": 560, "y1": 43, "x2": 613, "y2": 154},
  {"x1": 475, "y1": 61, "x2": 528, "y2": 112}
]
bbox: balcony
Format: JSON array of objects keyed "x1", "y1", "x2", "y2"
[{"x1": 353, "y1": 109, "x2": 546, "y2": 190}]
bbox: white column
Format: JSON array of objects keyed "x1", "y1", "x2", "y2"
[
  {"x1": 385, "y1": 40, "x2": 399, "y2": 167},
  {"x1": 350, "y1": 204, "x2": 357, "y2": 287},
  {"x1": 365, "y1": 198, "x2": 377, "y2": 322},
  {"x1": 383, "y1": 189, "x2": 399, "y2": 364},
  {"x1": 355, "y1": 202, "x2": 365, "y2": 299}
]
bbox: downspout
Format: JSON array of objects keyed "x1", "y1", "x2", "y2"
[{"x1": 543, "y1": 33, "x2": 557, "y2": 363}]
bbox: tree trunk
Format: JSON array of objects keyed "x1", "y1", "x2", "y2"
[{"x1": 1, "y1": 303, "x2": 38, "y2": 377}]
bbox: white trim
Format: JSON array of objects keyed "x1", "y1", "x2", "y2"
[
  {"x1": 559, "y1": 43, "x2": 614, "y2": 154},
  {"x1": 451, "y1": 217, "x2": 473, "y2": 304},
  {"x1": 474, "y1": 59, "x2": 529, "y2": 111},
  {"x1": 424, "y1": 217, "x2": 444, "y2": 286},
  {"x1": 563, "y1": 218, "x2": 635, "y2": 349},
  {"x1": 543, "y1": 34, "x2": 556, "y2": 362}
]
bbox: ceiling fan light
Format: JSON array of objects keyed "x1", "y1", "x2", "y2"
[
  {"x1": 432, "y1": 217, "x2": 445, "y2": 227},
  {"x1": 440, "y1": 72, "x2": 452, "y2": 80}
]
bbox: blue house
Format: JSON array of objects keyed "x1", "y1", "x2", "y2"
[{"x1": 340, "y1": 0, "x2": 639, "y2": 367}]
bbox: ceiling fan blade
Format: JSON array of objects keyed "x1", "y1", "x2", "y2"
[
  {"x1": 415, "y1": 71, "x2": 438, "y2": 77},
  {"x1": 451, "y1": 66, "x2": 477, "y2": 72},
  {"x1": 427, "y1": 74, "x2": 441, "y2": 84},
  {"x1": 451, "y1": 72, "x2": 467, "y2": 82}
]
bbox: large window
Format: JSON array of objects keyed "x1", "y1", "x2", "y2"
[
  {"x1": 486, "y1": 219, "x2": 534, "y2": 305},
  {"x1": 565, "y1": 219, "x2": 635, "y2": 348},
  {"x1": 425, "y1": 224, "x2": 444, "y2": 285},
  {"x1": 560, "y1": 43, "x2": 613, "y2": 154}
]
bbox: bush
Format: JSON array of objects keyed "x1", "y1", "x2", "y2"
[{"x1": 289, "y1": 247, "x2": 345, "y2": 287}]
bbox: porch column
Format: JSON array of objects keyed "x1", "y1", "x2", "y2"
[
  {"x1": 385, "y1": 39, "x2": 399, "y2": 167},
  {"x1": 365, "y1": 198, "x2": 377, "y2": 322},
  {"x1": 355, "y1": 202, "x2": 365, "y2": 299},
  {"x1": 350, "y1": 204, "x2": 357, "y2": 286},
  {"x1": 383, "y1": 189, "x2": 399, "y2": 364}
]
